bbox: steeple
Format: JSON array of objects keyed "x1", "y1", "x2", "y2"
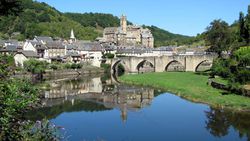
[
  {"x1": 70, "y1": 29, "x2": 75, "y2": 40},
  {"x1": 69, "y1": 29, "x2": 76, "y2": 43}
]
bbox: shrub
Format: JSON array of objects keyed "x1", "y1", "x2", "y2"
[{"x1": 103, "y1": 53, "x2": 115, "y2": 59}]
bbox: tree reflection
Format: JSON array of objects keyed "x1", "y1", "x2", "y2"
[{"x1": 205, "y1": 108, "x2": 250, "y2": 140}]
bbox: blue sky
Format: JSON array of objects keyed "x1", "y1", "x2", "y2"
[{"x1": 36, "y1": 0, "x2": 249, "y2": 36}]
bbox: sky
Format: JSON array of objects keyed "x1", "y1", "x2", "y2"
[{"x1": 36, "y1": 0, "x2": 249, "y2": 36}]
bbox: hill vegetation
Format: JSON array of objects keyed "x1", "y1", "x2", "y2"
[{"x1": 0, "y1": 0, "x2": 193, "y2": 47}]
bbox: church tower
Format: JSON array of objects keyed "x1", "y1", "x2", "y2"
[
  {"x1": 120, "y1": 15, "x2": 127, "y2": 33},
  {"x1": 70, "y1": 29, "x2": 76, "y2": 43}
]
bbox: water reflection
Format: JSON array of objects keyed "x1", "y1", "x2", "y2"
[
  {"x1": 26, "y1": 75, "x2": 250, "y2": 141},
  {"x1": 29, "y1": 75, "x2": 155, "y2": 122},
  {"x1": 205, "y1": 108, "x2": 250, "y2": 140}
]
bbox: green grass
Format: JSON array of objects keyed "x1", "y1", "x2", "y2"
[{"x1": 119, "y1": 72, "x2": 250, "y2": 111}]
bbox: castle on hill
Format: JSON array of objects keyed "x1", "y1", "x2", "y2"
[{"x1": 97, "y1": 15, "x2": 154, "y2": 48}]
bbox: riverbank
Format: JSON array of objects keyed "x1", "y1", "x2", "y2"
[{"x1": 119, "y1": 72, "x2": 250, "y2": 111}]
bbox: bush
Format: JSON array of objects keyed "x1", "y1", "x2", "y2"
[
  {"x1": 23, "y1": 59, "x2": 48, "y2": 74},
  {"x1": 101, "y1": 63, "x2": 111, "y2": 72},
  {"x1": 49, "y1": 64, "x2": 58, "y2": 70},
  {"x1": 70, "y1": 63, "x2": 82, "y2": 69},
  {"x1": 63, "y1": 63, "x2": 71, "y2": 69},
  {"x1": 103, "y1": 53, "x2": 115, "y2": 59}
]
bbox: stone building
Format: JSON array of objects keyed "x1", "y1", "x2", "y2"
[{"x1": 98, "y1": 15, "x2": 154, "y2": 48}]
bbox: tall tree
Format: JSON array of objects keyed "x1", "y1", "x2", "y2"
[
  {"x1": 205, "y1": 20, "x2": 231, "y2": 57},
  {"x1": 245, "y1": 5, "x2": 250, "y2": 44},
  {"x1": 239, "y1": 12, "x2": 246, "y2": 42},
  {"x1": 0, "y1": 0, "x2": 23, "y2": 16}
]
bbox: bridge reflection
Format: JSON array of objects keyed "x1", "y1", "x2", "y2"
[{"x1": 28, "y1": 75, "x2": 156, "y2": 122}]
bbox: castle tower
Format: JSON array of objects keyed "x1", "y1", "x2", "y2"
[
  {"x1": 120, "y1": 15, "x2": 127, "y2": 33},
  {"x1": 70, "y1": 29, "x2": 76, "y2": 43}
]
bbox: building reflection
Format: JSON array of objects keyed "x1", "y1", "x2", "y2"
[{"x1": 39, "y1": 76, "x2": 155, "y2": 122}]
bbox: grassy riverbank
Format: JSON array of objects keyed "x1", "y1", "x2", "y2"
[{"x1": 120, "y1": 72, "x2": 250, "y2": 111}]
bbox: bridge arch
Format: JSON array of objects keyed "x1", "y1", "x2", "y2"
[
  {"x1": 195, "y1": 60, "x2": 213, "y2": 72},
  {"x1": 111, "y1": 59, "x2": 128, "y2": 74},
  {"x1": 165, "y1": 60, "x2": 185, "y2": 72},
  {"x1": 136, "y1": 60, "x2": 154, "y2": 73}
]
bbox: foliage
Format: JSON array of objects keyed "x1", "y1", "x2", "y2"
[
  {"x1": 70, "y1": 63, "x2": 83, "y2": 69},
  {"x1": 0, "y1": 0, "x2": 100, "y2": 40},
  {"x1": 49, "y1": 63, "x2": 58, "y2": 70},
  {"x1": 211, "y1": 47, "x2": 250, "y2": 92},
  {"x1": 0, "y1": 55, "x2": 62, "y2": 140},
  {"x1": 120, "y1": 72, "x2": 250, "y2": 111},
  {"x1": 103, "y1": 53, "x2": 115, "y2": 59},
  {"x1": 63, "y1": 63, "x2": 72, "y2": 69},
  {"x1": 21, "y1": 120, "x2": 66, "y2": 140},
  {"x1": 0, "y1": 78, "x2": 39, "y2": 139},
  {"x1": 0, "y1": 54, "x2": 15, "y2": 79},
  {"x1": 100, "y1": 63, "x2": 111, "y2": 72},
  {"x1": 0, "y1": 0, "x2": 23, "y2": 16},
  {"x1": 205, "y1": 20, "x2": 231, "y2": 56},
  {"x1": 145, "y1": 25, "x2": 195, "y2": 47},
  {"x1": 65, "y1": 12, "x2": 121, "y2": 28},
  {"x1": 23, "y1": 59, "x2": 47, "y2": 74}
]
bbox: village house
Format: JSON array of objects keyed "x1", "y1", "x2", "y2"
[
  {"x1": 33, "y1": 36, "x2": 53, "y2": 44},
  {"x1": 0, "y1": 44, "x2": 22, "y2": 55},
  {"x1": 76, "y1": 41, "x2": 103, "y2": 67},
  {"x1": 45, "y1": 41, "x2": 66, "y2": 59},
  {"x1": 14, "y1": 50, "x2": 39, "y2": 67}
]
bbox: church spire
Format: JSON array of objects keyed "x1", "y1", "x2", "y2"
[
  {"x1": 69, "y1": 29, "x2": 76, "y2": 43},
  {"x1": 70, "y1": 29, "x2": 75, "y2": 40}
]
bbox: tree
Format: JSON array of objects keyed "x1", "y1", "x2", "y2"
[
  {"x1": 239, "y1": 12, "x2": 246, "y2": 42},
  {"x1": 245, "y1": 5, "x2": 250, "y2": 44},
  {"x1": 205, "y1": 20, "x2": 231, "y2": 57},
  {"x1": 0, "y1": 0, "x2": 23, "y2": 16}
]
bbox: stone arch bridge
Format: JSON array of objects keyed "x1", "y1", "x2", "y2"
[{"x1": 111, "y1": 54, "x2": 217, "y2": 74}]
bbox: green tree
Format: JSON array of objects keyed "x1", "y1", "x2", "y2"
[
  {"x1": 0, "y1": 0, "x2": 23, "y2": 16},
  {"x1": 239, "y1": 12, "x2": 246, "y2": 42},
  {"x1": 205, "y1": 20, "x2": 231, "y2": 57},
  {"x1": 245, "y1": 5, "x2": 250, "y2": 44}
]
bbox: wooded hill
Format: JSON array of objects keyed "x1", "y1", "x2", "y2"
[{"x1": 0, "y1": 0, "x2": 193, "y2": 47}]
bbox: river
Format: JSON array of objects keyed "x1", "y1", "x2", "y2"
[{"x1": 26, "y1": 74, "x2": 250, "y2": 141}]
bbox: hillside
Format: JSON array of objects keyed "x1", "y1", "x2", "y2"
[
  {"x1": 145, "y1": 26, "x2": 194, "y2": 47},
  {"x1": 0, "y1": 0, "x2": 100, "y2": 41},
  {"x1": 0, "y1": 0, "x2": 194, "y2": 47}
]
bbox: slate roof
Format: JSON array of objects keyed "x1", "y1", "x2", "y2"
[
  {"x1": 77, "y1": 42, "x2": 102, "y2": 51},
  {"x1": 0, "y1": 45, "x2": 21, "y2": 52},
  {"x1": 34, "y1": 36, "x2": 53, "y2": 43},
  {"x1": 5, "y1": 40, "x2": 19, "y2": 46},
  {"x1": 46, "y1": 41, "x2": 65, "y2": 49},
  {"x1": 20, "y1": 50, "x2": 39, "y2": 58}
]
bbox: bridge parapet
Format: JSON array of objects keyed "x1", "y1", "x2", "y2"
[{"x1": 111, "y1": 54, "x2": 217, "y2": 74}]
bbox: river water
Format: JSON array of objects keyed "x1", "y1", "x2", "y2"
[{"x1": 27, "y1": 74, "x2": 250, "y2": 141}]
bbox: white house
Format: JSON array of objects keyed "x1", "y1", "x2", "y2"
[
  {"x1": 23, "y1": 41, "x2": 37, "y2": 52},
  {"x1": 76, "y1": 41, "x2": 103, "y2": 67},
  {"x1": 14, "y1": 51, "x2": 39, "y2": 67}
]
